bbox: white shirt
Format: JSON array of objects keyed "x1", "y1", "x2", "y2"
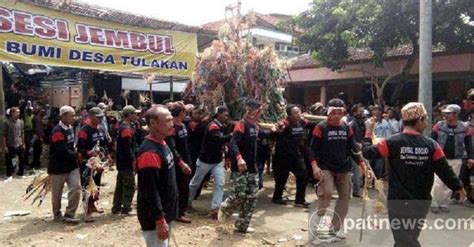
[
  {"x1": 59, "y1": 121, "x2": 72, "y2": 131},
  {"x1": 387, "y1": 118, "x2": 401, "y2": 135}
]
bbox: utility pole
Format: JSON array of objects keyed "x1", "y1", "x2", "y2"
[
  {"x1": 149, "y1": 83, "x2": 153, "y2": 104},
  {"x1": 170, "y1": 76, "x2": 173, "y2": 101},
  {"x1": 0, "y1": 64, "x2": 5, "y2": 162},
  {"x1": 0, "y1": 64, "x2": 5, "y2": 123},
  {"x1": 419, "y1": 0, "x2": 432, "y2": 133},
  {"x1": 144, "y1": 74, "x2": 155, "y2": 104}
]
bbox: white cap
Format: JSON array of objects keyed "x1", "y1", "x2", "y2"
[
  {"x1": 97, "y1": 102, "x2": 107, "y2": 109},
  {"x1": 59, "y1": 105, "x2": 75, "y2": 116},
  {"x1": 441, "y1": 104, "x2": 461, "y2": 114}
]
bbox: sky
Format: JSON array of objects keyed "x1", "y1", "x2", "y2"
[{"x1": 79, "y1": 0, "x2": 312, "y2": 26}]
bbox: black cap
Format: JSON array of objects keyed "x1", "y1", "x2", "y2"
[
  {"x1": 327, "y1": 98, "x2": 345, "y2": 108},
  {"x1": 86, "y1": 102, "x2": 97, "y2": 111},
  {"x1": 246, "y1": 99, "x2": 261, "y2": 109},
  {"x1": 89, "y1": 107, "x2": 105, "y2": 117},
  {"x1": 372, "y1": 105, "x2": 384, "y2": 112},
  {"x1": 216, "y1": 106, "x2": 229, "y2": 115}
]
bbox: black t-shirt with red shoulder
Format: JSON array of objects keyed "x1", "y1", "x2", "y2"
[
  {"x1": 309, "y1": 121, "x2": 362, "y2": 173},
  {"x1": 363, "y1": 130, "x2": 463, "y2": 201},
  {"x1": 136, "y1": 136, "x2": 178, "y2": 230},
  {"x1": 168, "y1": 122, "x2": 191, "y2": 165},
  {"x1": 48, "y1": 124, "x2": 78, "y2": 174},
  {"x1": 276, "y1": 118, "x2": 312, "y2": 158},
  {"x1": 198, "y1": 119, "x2": 231, "y2": 164},
  {"x1": 116, "y1": 122, "x2": 136, "y2": 170},
  {"x1": 187, "y1": 120, "x2": 205, "y2": 164},
  {"x1": 229, "y1": 119, "x2": 259, "y2": 173},
  {"x1": 77, "y1": 124, "x2": 108, "y2": 161}
]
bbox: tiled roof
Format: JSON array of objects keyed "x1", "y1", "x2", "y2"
[
  {"x1": 288, "y1": 45, "x2": 446, "y2": 69},
  {"x1": 201, "y1": 11, "x2": 290, "y2": 32}
]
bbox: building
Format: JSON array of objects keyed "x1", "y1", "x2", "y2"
[
  {"x1": 286, "y1": 47, "x2": 474, "y2": 107},
  {"x1": 42, "y1": 79, "x2": 83, "y2": 109},
  {"x1": 202, "y1": 12, "x2": 304, "y2": 58}
]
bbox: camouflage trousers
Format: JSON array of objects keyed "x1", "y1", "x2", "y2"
[
  {"x1": 112, "y1": 170, "x2": 136, "y2": 213},
  {"x1": 221, "y1": 172, "x2": 259, "y2": 232}
]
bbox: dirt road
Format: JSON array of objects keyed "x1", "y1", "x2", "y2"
[{"x1": 0, "y1": 169, "x2": 312, "y2": 246}]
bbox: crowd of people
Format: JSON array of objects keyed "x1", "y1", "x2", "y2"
[{"x1": 1, "y1": 92, "x2": 473, "y2": 246}]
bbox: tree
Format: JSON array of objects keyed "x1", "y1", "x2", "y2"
[
  {"x1": 183, "y1": 3, "x2": 287, "y2": 122},
  {"x1": 295, "y1": 0, "x2": 473, "y2": 105}
]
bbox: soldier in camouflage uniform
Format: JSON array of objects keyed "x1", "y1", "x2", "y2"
[
  {"x1": 221, "y1": 171, "x2": 260, "y2": 232},
  {"x1": 218, "y1": 100, "x2": 275, "y2": 233}
]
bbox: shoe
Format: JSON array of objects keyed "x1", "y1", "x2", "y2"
[
  {"x1": 111, "y1": 206, "x2": 121, "y2": 215},
  {"x1": 333, "y1": 229, "x2": 346, "y2": 239},
  {"x1": 111, "y1": 209, "x2": 121, "y2": 215},
  {"x1": 352, "y1": 192, "x2": 362, "y2": 198},
  {"x1": 237, "y1": 227, "x2": 255, "y2": 233},
  {"x1": 430, "y1": 207, "x2": 441, "y2": 214},
  {"x1": 90, "y1": 204, "x2": 105, "y2": 214},
  {"x1": 208, "y1": 210, "x2": 218, "y2": 220},
  {"x1": 294, "y1": 201, "x2": 310, "y2": 208},
  {"x1": 217, "y1": 205, "x2": 231, "y2": 223},
  {"x1": 244, "y1": 227, "x2": 255, "y2": 233},
  {"x1": 312, "y1": 238, "x2": 339, "y2": 245},
  {"x1": 187, "y1": 205, "x2": 198, "y2": 213},
  {"x1": 121, "y1": 209, "x2": 136, "y2": 216},
  {"x1": 314, "y1": 227, "x2": 342, "y2": 242},
  {"x1": 63, "y1": 214, "x2": 80, "y2": 224},
  {"x1": 272, "y1": 199, "x2": 287, "y2": 205},
  {"x1": 83, "y1": 214, "x2": 95, "y2": 222},
  {"x1": 53, "y1": 215, "x2": 63, "y2": 222},
  {"x1": 175, "y1": 216, "x2": 192, "y2": 223},
  {"x1": 439, "y1": 206, "x2": 450, "y2": 213}
]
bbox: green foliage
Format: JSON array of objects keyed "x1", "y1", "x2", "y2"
[{"x1": 296, "y1": 0, "x2": 473, "y2": 71}]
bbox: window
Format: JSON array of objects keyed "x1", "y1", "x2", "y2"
[{"x1": 286, "y1": 46, "x2": 300, "y2": 53}]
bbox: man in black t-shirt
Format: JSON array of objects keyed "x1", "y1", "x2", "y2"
[
  {"x1": 48, "y1": 106, "x2": 80, "y2": 224},
  {"x1": 112, "y1": 105, "x2": 139, "y2": 215},
  {"x1": 136, "y1": 105, "x2": 178, "y2": 247},
  {"x1": 363, "y1": 102, "x2": 465, "y2": 247},
  {"x1": 188, "y1": 106, "x2": 231, "y2": 216},
  {"x1": 272, "y1": 104, "x2": 313, "y2": 207},
  {"x1": 309, "y1": 98, "x2": 367, "y2": 240},
  {"x1": 167, "y1": 102, "x2": 192, "y2": 223},
  {"x1": 218, "y1": 100, "x2": 275, "y2": 233},
  {"x1": 77, "y1": 107, "x2": 109, "y2": 221},
  {"x1": 349, "y1": 104, "x2": 367, "y2": 197}
]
